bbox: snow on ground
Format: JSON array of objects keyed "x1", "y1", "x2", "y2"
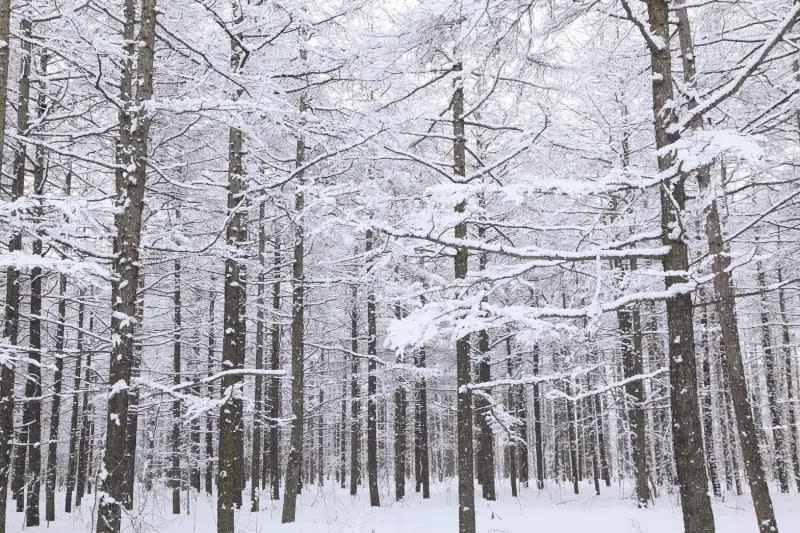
[{"x1": 10, "y1": 480, "x2": 800, "y2": 533}]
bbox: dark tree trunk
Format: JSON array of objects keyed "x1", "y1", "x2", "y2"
[
  {"x1": 642, "y1": 1, "x2": 716, "y2": 530},
  {"x1": 281, "y1": 130, "x2": 306, "y2": 523},
  {"x1": 531, "y1": 342, "x2": 543, "y2": 489},
  {"x1": 0, "y1": 2, "x2": 16, "y2": 527},
  {"x1": 699, "y1": 299, "x2": 721, "y2": 497},
  {"x1": 76, "y1": 310, "x2": 95, "y2": 507},
  {"x1": 172, "y1": 260, "x2": 182, "y2": 515},
  {"x1": 269, "y1": 236, "x2": 281, "y2": 500},
  {"x1": 24, "y1": 40, "x2": 47, "y2": 529},
  {"x1": 217, "y1": 33, "x2": 247, "y2": 528},
  {"x1": 97, "y1": 1, "x2": 156, "y2": 531},
  {"x1": 46, "y1": 272, "x2": 68, "y2": 523},
  {"x1": 65, "y1": 291, "x2": 85, "y2": 512},
  {"x1": 251, "y1": 200, "x2": 266, "y2": 511},
  {"x1": 452, "y1": 64, "x2": 476, "y2": 533},
  {"x1": 349, "y1": 284, "x2": 361, "y2": 496},
  {"x1": 615, "y1": 261, "x2": 650, "y2": 507},
  {"x1": 122, "y1": 274, "x2": 144, "y2": 510},
  {"x1": 415, "y1": 346, "x2": 430, "y2": 498},
  {"x1": 205, "y1": 284, "x2": 216, "y2": 496},
  {"x1": 675, "y1": 7, "x2": 776, "y2": 530},
  {"x1": 777, "y1": 268, "x2": 800, "y2": 492},
  {"x1": 565, "y1": 383, "x2": 579, "y2": 495},
  {"x1": 757, "y1": 266, "x2": 788, "y2": 492},
  {"x1": 366, "y1": 229, "x2": 381, "y2": 507}
]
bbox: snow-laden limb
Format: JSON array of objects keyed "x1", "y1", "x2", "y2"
[
  {"x1": 669, "y1": 3, "x2": 800, "y2": 134},
  {"x1": 546, "y1": 367, "x2": 669, "y2": 402},
  {"x1": 0, "y1": 250, "x2": 110, "y2": 281},
  {"x1": 377, "y1": 224, "x2": 670, "y2": 262}
]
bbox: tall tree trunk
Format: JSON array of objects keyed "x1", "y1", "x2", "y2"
[
  {"x1": 641, "y1": 1, "x2": 716, "y2": 530},
  {"x1": 65, "y1": 290, "x2": 85, "y2": 512},
  {"x1": 251, "y1": 200, "x2": 266, "y2": 511},
  {"x1": 205, "y1": 284, "x2": 216, "y2": 496},
  {"x1": 349, "y1": 283, "x2": 361, "y2": 496},
  {"x1": 171, "y1": 260, "x2": 182, "y2": 514},
  {"x1": 76, "y1": 309, "x2": 95, "y2": 507},
  {"x1": 615, "y1": 260, "x2": 650, "y2": 506},
  {"x1": 675, "y1": 6, "x2": 777, "y2": 529},
  {"x1": 699, "y1": 300, "x2": 721, "y2": 497},
  {"x1": 217, "y1": 22, "x2": 247, "y2": 529},
  {"x1": 565, "y1": 381, "x2": 579, "y2": 495},
  {"x1": 97, "y1": 0, "x2": 156, "y2": 530},
  {"x1": 9, "y1": 12, "x2": 33, "y2": 518},
  {"x1": 0, "y1": 0, "x2": 18, "y2": 525},
  {"x1": 340, "y1": 355, "x2": 347, "y2": 489},
  {"x1": 531, "y1": 342, "x2": 544, "y2": 489},
  {"x1": 281, "y1": 121, "x2": 307, "y2": 523},
  {"x1": 46, "y1": 271, "x2": 67, "y2": 523},
  {"x1": 452, "y1": 62, "x2": 476, "y2": 533},
  {"x1": 366, "y1": 229, "x2": 381, "y2": 507},
  {"x1": 757, "y1": 265, "x2": 788, "y2": 491},
  {"x1": 416, "y1": 345, "x2": 430, "y2": 498},
  {"x1": 394, "y1": 305, "x2": 407, "y2": 501},
  {"x1": 269, "y1": 236, "x2": 281, "y2": 500},
  {"x1": 476, "y1": 334, "x2": 495, "y2": 500},
  {"x1": 23, "y1": 35, "x2": 46, "y2": 529},
  {"x1": 777, "y1": 267, "x2": 800, "y2": 492}
]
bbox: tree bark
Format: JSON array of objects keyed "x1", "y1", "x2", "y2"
[
  {"x1": 281, "y1": 127, "x2": 307, "y2": 523},
  {"x1": 251, "y1": 200, "x2": 266, "y2": 511},
  {"x1": 777, "y1": 267, "x2": 800, "y2": 492},
  {"x1": 452, "y1": 64, "x2": 476, "y2": 533},
  {"x1": 642, "y1": 1, "x2": 716, "y2": 530},
  {"x1": 269, "y1": 236, "x2": 281, "y2": 500},
  {"x1": 0, "y1": 0, "x2": 17, "y2": 524},
  {"x1": 217, "y1": 26, "x2": 247, "y2": 529},
  {"x1": 673, "y1": 5, "x2": 777, "y2": 529},
  {"x1": 366, "y1": 229, "x2": 381, "y2": 507},
  {"x1": 65, "y1": 290, "x2": 85, "y2": 512},
  {"x1": 350, "y1": 284, "x2": 361, "y2": 496},
  {"x1": 97, "y1": 0, "x2": 156, "y2": 530},
  {"x1": 171, "y1": 260, "x2": 182, "y2": 514}
]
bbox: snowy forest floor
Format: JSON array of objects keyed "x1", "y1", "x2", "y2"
[{"x1": 10, "y1": 481, "x2": 800, "y2": 533}]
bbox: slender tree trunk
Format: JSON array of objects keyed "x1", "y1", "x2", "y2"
[
  {"x1": 416, "y1": 345, "x2": 430, "y2": 498},
  {"x1": 281, "y1": 123, "x2": 307, "y2": 523},
  {"x1": 757, "y1": 265, "x2": 788, "y2": 491},
  {"x1": 565, "y1": 382, "x2": 579, "y2": 495},
  {"x1": 777, "y1": 268, "x2": 800, "y2": 492},
  {"x1": 0, "y1": 0, "x2": 18, "y2": 525},
  {"x1": 340, "y1": 357, "x2": 347, "y2": 489},
  {"x1": 366, "y1": 229, "x2": 381, "y2": 507},
  {"x1": 97, "y1": 1, "x2": 156, "y2": 530},
  {"x1": 642, "y1": 1, "x2": 716, "y2": 530},
  {"x1": 699, "y1": 300, "x2": 721, "y2": 497},
  {"x1": 46, "y1": 271, "x2": 68, "y2": 523},
  {"x1": 393, "y1": 305, "x2": 407, "y2": 501},
  {"x1": 531, "y1": 342, "x2": 544, "y2": 489},
  {"x1": 76, "y1": 310, "x2": 94, "y2": 507},
  {"x1": 171, "y1": 260, "x2": 182, "y2": 514},
  {"x1": 23, "y1": 37, "x2": 47, "y2": 529},
  {"x1": 9, "y1": 12, "x2": 34, "y2": 518},
  {"x1": 452, "y1": 63, "x2": 476, "y2": 533},
  {"x1": 205, "y1": 284, "x2": 216, "y2": 496},
  {"x1": 615, "y1": 260, "x2": 650, "y2": 506},
  {"x1": 350, "y1": 284, "x2": 361, "y2": 496},
  {"x1": 251, "y1": 200, "x2": 266, "y2": 511},
  {"x1": 269, "y1": 236, "x2": 281, "y2": 500},
  {"x1": 674, "y1": 6, "x2": 777, "y2": 529},
  {"x1": 217, "y1": 24, "x2": 247, "y2": 529},
  {"x1": 65, "y1": 290, "x2": 85, "y2": 512}
]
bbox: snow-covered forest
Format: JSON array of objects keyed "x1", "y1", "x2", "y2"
[{"x1": 1, "y1": 0, "x2": 800, "y2": 532}]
